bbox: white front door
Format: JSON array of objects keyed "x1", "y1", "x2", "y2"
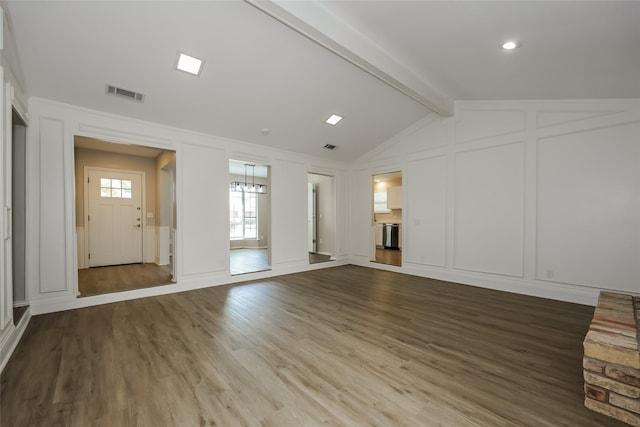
[{"x1": 88, "y1": 169, "x2": 143, "y2": 267}]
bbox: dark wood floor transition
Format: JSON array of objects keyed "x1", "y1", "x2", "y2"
[{"x1": 1, "y1": 265, "x2": 624, "y2": 426}]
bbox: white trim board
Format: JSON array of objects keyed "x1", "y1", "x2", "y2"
[
  {"x1": 351, "y1": 258, "x2": 608, "y2": 306},
  {"x1": 0, "y1": 309, "x2": 31, "y2": 374},
  {"x1": 29, "y1": 258, "x2": 351, "y2": 315}
]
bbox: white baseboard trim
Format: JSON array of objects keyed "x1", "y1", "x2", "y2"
[
  {"x1": 0, "y1": 308, "x2": 32, "y2": 374},
  {"x1": 351, "y1": 259, "x2": 604, "y2": 306},
  {"x1": 25, "y1": 252, "x2": 610, "y2": 317}
]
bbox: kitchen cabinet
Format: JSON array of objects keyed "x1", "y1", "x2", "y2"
[
  {"x1": 387, "y1": 186, "x2": 402, "y2": 209},
  {"x1": 375, "y1": 224, "x2": 383, "y2": 247}
]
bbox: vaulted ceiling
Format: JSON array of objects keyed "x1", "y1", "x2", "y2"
[{"x1": 6, "y1": 1, "x2": 639, "y2": 161}]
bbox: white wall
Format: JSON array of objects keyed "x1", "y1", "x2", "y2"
[
  {"x1": 25, "y1": 97, "x2": 351, "y2": 314},
  {"x1": 0, "y1": 5, "x2": 32, "y2": 372},
  {"x1": 350, "y1": 100, "x2": 640, "y2": 305}
]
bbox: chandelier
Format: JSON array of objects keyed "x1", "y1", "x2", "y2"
[{"x1": 230, "y1": 164, "x2": 267, "y2": 194}]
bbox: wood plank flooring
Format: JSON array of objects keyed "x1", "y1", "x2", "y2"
[
  {"x1": 1, "y1": 265, "x2": 625, "y2": 426},
  {"x1": 230, "y1": 248, "x2": 269, "y2": 275},
  {"x1": 309, "y1": 252, "x2": 332, "y2": 264},
  {"x1": 375, "y1": 248, "x2": 402, "y2": 266},
  {"x1": 78, "y1": 263, "x2": 173, "y2": 297}
]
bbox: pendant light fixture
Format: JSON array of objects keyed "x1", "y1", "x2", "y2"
[{"x1": 230, "y1": 164, "x2": 267, "y2": 194}]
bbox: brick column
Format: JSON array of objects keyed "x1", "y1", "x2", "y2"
[{"x1": 583, "y1": 292, "x2": 640, "y2": 426}]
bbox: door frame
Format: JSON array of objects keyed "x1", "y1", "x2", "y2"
[
  {"x1": 82, "y1": 166, "x2": 146, "y2": 268},
  {"x1": 307, "y1": 172, "x2": 336, "y2": 261}
]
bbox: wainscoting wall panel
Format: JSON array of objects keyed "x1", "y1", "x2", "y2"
[
  {"x1": 271, "y1": 158, "x2": 308, "y2": 266},
  {"x1": 453, "y1": 141, "x2": 525, "y2": 277},
  {"x1": 350, "y1": 169, "x2": 373, "y2": 260},
  {"x1": 405, "y1": 155, "x2": 446, "y2": 267},
  {"x1": 536, "y1": 121, "x2": 640, "y2": 292},
  {"x1": 351, "y1": 100, "x2": 640, "y2": 305},
  {"x1": 455, "y1": 108, "x2": 526, "y2": 144},
  {"x1": 180, "y1": 142, "x2": 228, "y2": 276},
  {"x1": 39, "y1": 117, "x2": 69, "y2": 294}
]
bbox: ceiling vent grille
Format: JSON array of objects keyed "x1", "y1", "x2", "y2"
[
  {"x1": 323, "y1": 144, "x2": 337, "y2": 150},
  {"x1": 106, "y1": 84, "x2": 145, "y2": 103}
]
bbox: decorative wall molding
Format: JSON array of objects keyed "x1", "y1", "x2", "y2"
[
  {"x1": 39, "y1": 117, "x2": 69, "y2": 294},
  {"x1": 453, "y1": 141, "x2": 525, "y2": 277},
  {"x1": 180, "y1": 142, "x2": 229, "y2": 276},
  {"x1": 405, "y1": 154, "x2": 446, "y2": 268},
  {"x1": 352, "y1": 99, "x2": 640, "y2": 306},
  {"x1": 455, "y1": 108, "x2": 526, "y2": 144},
  {"x1": 536, "y1": 109, "x2": 623, "y2": 129},
  {"x1": 0, "y1": 309, "x2": 31, "y2": 373}
]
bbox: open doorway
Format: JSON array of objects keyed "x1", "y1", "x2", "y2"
[
  {"x1": 308, "y1": 173, "x2": 336, "y2": 264},
  {"x1": 12, "y1": 109, "x2": 28, "y2": 324},
  {"x1": 74, "y1": 136, "x2": 176, "y2": 297},
  {"x1": 372, "y1": 171, "x2": 402, "y2": 267},
  {"x1": 229, "y1": 160, "x2": 270, "y2": 275}
]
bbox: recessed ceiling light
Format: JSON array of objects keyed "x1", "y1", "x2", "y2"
[
  {"x1": 501, "y1": 41, "x2": 520, "y2": 50},
  {"x1": 176, "y1": 52, "x2": 203, "y2": 76},
  {"x1": 325, "y1": 114, "x2": 343, "y2": 126}
]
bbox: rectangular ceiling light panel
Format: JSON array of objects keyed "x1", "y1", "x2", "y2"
[
  {"x1": 325, "y1": 114, "x2": 343, "y2": 125},
  {"x1": 176, "y1": 52, "x2": 203, "y2": 76}
]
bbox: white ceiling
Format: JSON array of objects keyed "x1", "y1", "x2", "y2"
[{"x1": 6, "y1": 1, "x2": 639, "y2": 161}]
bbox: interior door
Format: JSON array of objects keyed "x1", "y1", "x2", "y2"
[{"x1": 88, "y1": 169, "x2": 143, "y2": 267}]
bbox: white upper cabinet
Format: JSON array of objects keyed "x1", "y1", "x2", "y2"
[{"x1": 387, "y1": 187, "x2": 402, "y2": 210}]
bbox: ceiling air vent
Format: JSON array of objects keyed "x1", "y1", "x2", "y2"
[
  {"x1": 323, "y1": 144, "x2": 337, "y2": 150},
  {"x1": 106, "y1": 84, "x2": 145, "y2": 103}
]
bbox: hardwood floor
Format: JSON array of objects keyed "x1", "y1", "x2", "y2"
[
  {"x1": 230, "y1": 248, "x2": 269, "y2": 275},
  {"x1": 1, "y1": 265, "x2": 624, "y2": 426},
  {"x1": 375, "y1": 247, "x2": 402, "y2": 266},
  {"x1": 309, "y1": 252, "x2": 332, "y2": 264},
  {"x1": 78, "y1": 263, "x2": 173, "y2": 297}
]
